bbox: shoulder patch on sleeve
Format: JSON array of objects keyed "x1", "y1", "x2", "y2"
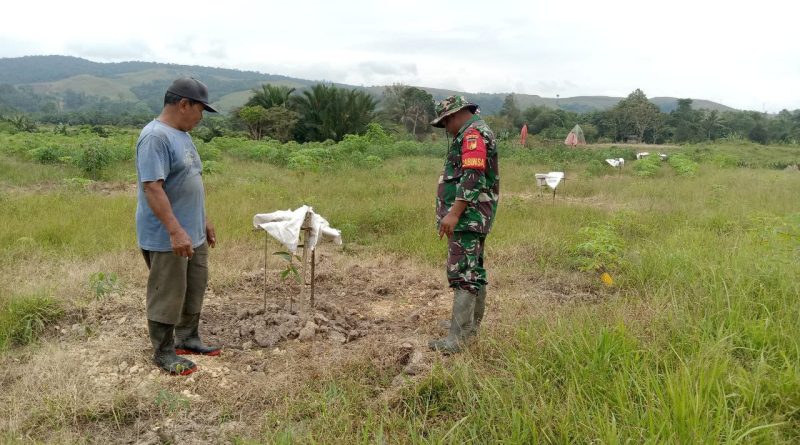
[{"x1": 461, "y1": 128, "x2": 486, "y2": 170}]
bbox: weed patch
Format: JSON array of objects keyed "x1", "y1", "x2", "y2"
[
  {"x1": 0, "y1": 294, "x2": 63, "y2": 350},
  {"x1": 668, "y1": 153, "x2": 699, "y2": 176},
  {"x1": 571, "y1": 222, "x2": 627, "y2": 274},
  {"x1": 633, "y1": 154, "x2": 663, "y2": 177},
  {"x1": 88, "y1": 272, "x2": 121, "y2": 300}
]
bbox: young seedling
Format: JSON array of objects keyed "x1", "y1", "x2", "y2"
[
  {"x1": 89, "y1": 272, "x2": 120, "y2": 299},
  {"x1": 273, "y1": 251, "x2": 302, "y2": 311}
]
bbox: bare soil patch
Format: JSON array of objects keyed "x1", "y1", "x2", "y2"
[
  {"x1": 0, "y1": 245, "x2": 608, "y2": 443},
  {"x1": 1, "y1": 249, "x2": 451, "y2": 443}
]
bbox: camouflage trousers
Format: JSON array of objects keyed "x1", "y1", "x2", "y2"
[{"x1": 447, "y1": 231, "x2": 487, "y2": 293}]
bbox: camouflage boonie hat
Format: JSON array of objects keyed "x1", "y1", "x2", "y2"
[{"x1": 430, "y1": 95, "x2": 479, "y2": 128}]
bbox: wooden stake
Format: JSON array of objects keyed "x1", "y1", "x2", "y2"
[
  {"x1": 310, "y1": 248, "x2": 316, "y2": 308},
  {"x1": 264, "y1": 230, "x2": 269, "y2": 312},
  {"x1": 301, "y1": 227, "x2": 309, "y2": 310}
]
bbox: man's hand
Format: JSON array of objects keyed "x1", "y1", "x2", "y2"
[
  {"x1": 143, "y1": 180, "x2": 194, "y2": 258},
  {"x1": 170, "y1": 227, "x2": 194, "y2": 258},
  {"x1": 206, "y1": 221, "x2": 216, "y2": 248}
]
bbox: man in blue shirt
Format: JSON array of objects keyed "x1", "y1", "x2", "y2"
[{"x1": 136, "y1": 78, "x2": 220, "y2": 375}]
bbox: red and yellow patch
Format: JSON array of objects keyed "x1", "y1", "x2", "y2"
[{"x1": 461, "y1": 128, "x2": 486, "y2": 171}]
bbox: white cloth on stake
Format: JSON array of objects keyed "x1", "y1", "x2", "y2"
[
  {"x1": 253, "y1": 205, "x2": 342, "y2": 253},
  {"x1": 544, "y1": 172, "x2": 565, "y2": 190}
]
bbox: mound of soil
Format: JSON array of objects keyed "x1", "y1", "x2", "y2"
[
  {"x1": 207, "y1": 298, "x2": 372, "y2": 352},
  {"x1": 201, "y1": 253, "x2": 449, "y2": 356}
]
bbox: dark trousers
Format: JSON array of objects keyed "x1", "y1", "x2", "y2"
[{"x1": 141, "y1": 243, "x2": 208, "y2": 325}]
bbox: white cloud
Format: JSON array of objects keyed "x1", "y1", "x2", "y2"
[
  {"x1": 63, "y1": 40, "x2": 154, "y2": 61},
  {"x1": 1, "y1": 0, "x2": 799, "y2": 111}
]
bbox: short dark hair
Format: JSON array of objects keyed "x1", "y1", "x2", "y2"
[{"x1": 164, "y1": 91, "x2": 199, "y2": 107}]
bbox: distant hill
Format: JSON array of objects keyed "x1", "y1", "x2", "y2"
[{"x1": 0, "y1": 55, "x2": 737, "y2": 115}]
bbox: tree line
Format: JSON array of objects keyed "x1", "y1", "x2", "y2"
[
  {"x1": 2, "y1": 82, "x2": 799, "y2": 145},
  {"x1": 232, "y1": 83, "x2": 439, "y2": 143},
  {"x1": 490, "y1": 89, "x2": 800, "y2": 145}
]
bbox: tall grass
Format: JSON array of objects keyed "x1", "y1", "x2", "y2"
[
  {"x1": 246, "y1": 155, "x2": 800, "y2": 443},
  {"x1": 0, "y1": 294, "x2": 63, "y2": 350},
  {"x1": 1, "y1": 128, "x2": 799, "y2": 442}
]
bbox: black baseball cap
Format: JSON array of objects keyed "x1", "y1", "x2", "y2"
[{"x1": 166, "y1": 77, "x2": 218, "y2": 113}]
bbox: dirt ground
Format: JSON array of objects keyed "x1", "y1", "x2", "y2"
[
  {"x1": 0, "y1": 243, "x2": 602, "y2": 444},
  {"x1": 0, "y1": 246, "x2": 454, "y2": 443}
]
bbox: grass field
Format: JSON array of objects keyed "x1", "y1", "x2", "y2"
[{"x1": 0, "y1": 130, "x2": 798, "y2": 443}]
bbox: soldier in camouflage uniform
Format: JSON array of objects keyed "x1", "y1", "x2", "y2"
[{"x1": 429, "y1": 95, "x2": 499, "y2": 353}]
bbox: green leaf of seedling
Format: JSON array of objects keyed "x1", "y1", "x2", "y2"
[
  {"x1": 273, "y1": 251, "x2": 293, "y2": 262},
  {"x1": 289, "y1": 265, "x2": 302, "y2": 283}
]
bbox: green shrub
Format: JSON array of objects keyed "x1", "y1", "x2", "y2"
[
  {"x1": 711, "y1": 152, "x2": 738, "y2": 169},
  {"x1": 31, "y1": 146, "x2": 61, "y2": 164},
  {"x1": 584, "y1": 160, "x2": 607, "y2": 177},
  {"x1": 668, "y1": 153, "x2": 699, "y2": 177},
  {"x1": 64, "y1": 177, "x2": 94, "y2": 189},
  {"x1": 0, "y1": 295, "x2": 63, "y2": 350},
  {"x1": 571, "y1": 222, "x2": 626, "y2": 273},
  {"x1": 364, "y1": 122, "x2": 392, "y2": 145},
  {"x1": 89, "y1": 272, "x2": 120, "y2": 299},
  {"x1": 202, "y1": 160, "x2": 222, "y2": 175},
  {"x1": 287, "y1": 154, "x2": 318, "y2": 172},
  {"x1": 633, "y1": 154, "x2": 662, "y2": 177},
  {"x1": 208, "y1": 136, "x2": 250, "y2": 153},
  {"x1": 196, "y1": 143, "x2": 221, "y2": 161},
  {"x1": 361, "y1": 155, "x2": 383, "y2": 168},
  {"x1": 90, "y1": 125, "x2": 109, "y2": 138},
  {"x1": 78, "y1": 142, "x2": 112, "y2": 179}
]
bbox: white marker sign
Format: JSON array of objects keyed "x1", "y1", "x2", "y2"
[{"x1": 545, "y1": 172, "x2": 565, "y2": 190}]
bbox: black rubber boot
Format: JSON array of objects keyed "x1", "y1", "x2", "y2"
[
  {"x1": 148, "y1": 320, "x2": 197, "y2": 375},
  {"x1": 429, "y1": 289, "x2": 476, "y2": 354},
  {"x1": 175, "y1": 313, "x2": 221, "y2": 356},
  {"x1": 470, "y1": 286, "x2": 486, "y2": 337}
]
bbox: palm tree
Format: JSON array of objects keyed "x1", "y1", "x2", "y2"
[
  {"x1": 4, "y1": 114, "x2": 37, "y2": 132},
  {"x1": 700, "y1": 110, "x2": 725, "y2": 141},
  {"x1": 245, "y1": 84, "x2": 295, "y2": 109},
  {"x1": 292, "y1": 84, "x2": 376, "y2": 142}
]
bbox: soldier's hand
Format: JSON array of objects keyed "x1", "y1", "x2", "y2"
[
  {"x1": 170, "y1": 227, "x2": 194, "y2": 259},
  {"x1": 439, "y1": 213, "x2": 458, "y2": 239}
]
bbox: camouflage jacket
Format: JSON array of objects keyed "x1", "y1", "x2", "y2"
[{"x1": 436, "y1": 115, "x2": 500, "y2": 234}]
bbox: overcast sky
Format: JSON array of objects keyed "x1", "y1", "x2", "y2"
[{"x1": 2, "y1": 0, "x2": 798, "y2": 112}]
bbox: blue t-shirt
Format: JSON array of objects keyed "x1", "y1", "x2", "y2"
[{"x1": 135, "y1": 119, "x2": 206, "y2": 252}]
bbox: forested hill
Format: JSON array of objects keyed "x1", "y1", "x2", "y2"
[{"x1": 0, "y1": 55, "x2": 735, "y2": 116}]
